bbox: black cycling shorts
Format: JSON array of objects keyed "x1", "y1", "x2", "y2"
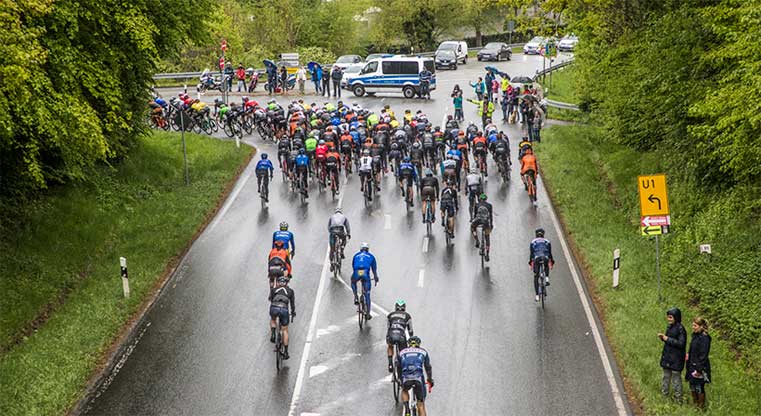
[
  {"x1": 441, "y1": 200, "x2": 456, "y2": 217},
  {"x1": 402, "y1": 379, "x2": 426, "y2": 402},
  {"x1": 386, "y1": 331, "x2": 407, "y2": 348}
]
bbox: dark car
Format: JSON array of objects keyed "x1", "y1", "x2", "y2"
[
  {"x1": 435, "y1": 50, "x2": 458, "y2": 70},
  {"x1": 477, "y1": 42, "x2": 511, "y2": 61}
]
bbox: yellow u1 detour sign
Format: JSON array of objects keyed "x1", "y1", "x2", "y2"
[{"x1": 638, "y1": 174, "x2": 669, "y2": 217}]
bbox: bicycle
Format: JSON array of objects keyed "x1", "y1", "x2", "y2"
[
  {"x1": 496, "y1": 156, "x2": 510, "y2": 183},
  {"x1": 391, "y1": 343, "x2": 401, "y2": 403},
  {"x1": 330, "y1": 233, "x2": 344, "y2": 278},
  {"x1": 357, "y1": 282, "x2": 368, "y2": 330},
  {"x1": 296, "y1": 170, "x2": 307, "y2": 204},
  {"x1": 536, "y1": 257, "x2": 548, "y2": 309},
  {"x1": 329, "y1": 169, "x2": 340, "y2": 200},
  {"x1": 525, "y1": 170, "x2": 538, "y2": 205},
  {"x1": 274, "y1": 316, "x2": 285, "y2": 371},
  {"x1": 363, "y1": 173, "x2": 374, "y2": 208},
  {"x1": 477, "y1": 152, "x2": 488, "y2": 177},
  {"x1": 443, "y1": 205, "x2": 455, "y2": 245},
  {"x1": 423, "y1": 197, "x2": 434, "y2": 236},
  {"x1": 476, "y1": 224, "x2": 487, "y2": 269},
  {"x1": 260, "y1": 175, "x2": 269, "y2": 208},
  {"x1": 405, "y1": 381, "x2": 431, "y2": 416}
]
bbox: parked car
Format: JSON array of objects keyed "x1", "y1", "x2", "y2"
[
  {"x1": 340, "y1": 63, "x2": 364, "y2": 89},
  {"x1": 523, "y1": 36, "x2": 545, "y2": 55},
  {"x1": 435, "y1": 50, "x2": 458, "y2": 70},
  {"x1": 333, "y1": 55, "x2": 363, "y2": 70},
  {"x1": 436, "y1": 41, "x2": 468, "y2": 65},
  {"x1": 558, "y1": 35, "x2": 579, "y2": 52},
  {"x1": 477, "y1": 42, "x2": 511, "y2": 61},
  {"x1": 346, "y1": 56, "x2": 436, "y2": 98}
]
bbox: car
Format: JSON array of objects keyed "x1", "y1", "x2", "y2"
[
  {"x1": 333, "y1": 55, "x2": 363, "y2": 71},
  {"x1": 558, "y1": 35, "x2": 578, "y2": 52},
  {"x1": 436, "y1": 41, "x2": 468, "y2": 65},
  {"x1": 523, "y1": 36, "x2": 545, "y2": 55},
  {"x1": 340, "y1": 63, "x2": 364, "y2": 89},
  {"x1": 366, "y1": 53, "x2": 395, "y2": 61},
  {"x1": 477, "y1": 42, "x2": 512, "y2": 61},
  {"x1": 346, "y1": 56, "x2": 436, "y2": 98},
  {"x1": 434, "y1": 50, "x2": 458, "y2": 70}
]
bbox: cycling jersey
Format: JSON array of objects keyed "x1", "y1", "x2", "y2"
[
  {"x1": 399, "y1": 347, "x2": 432, "y2": 384},
  {"x1": 315, "y1": 144, "x2": 328, "y2": 159},
  {"x1": 359, "y1": 156, "x2": 373, "y2": 172},
  {"x1": 521, "y1": 153, "x2": 537, "y2": 175},
  {"x1": 325, "y1": 152, "x2": 340, "y2": 168},
  {"x1": 305, "y1": 138, "x2": 318, "y2": 152},
  {"x1": 530, "y1": 237, "x2": 554, "y2": 261},
  {"x1": 255, "y1": 159, "x2": 274, "y2": 175},
  {"x1": 398, "y1": 162, "x2": 418, "y2": 179},
  {"x1": 272, "y1": 230, "x2": 295, "y2": 251},
  {"x1": 473, "y1": 201, "x2": 493, "y2": 226}
]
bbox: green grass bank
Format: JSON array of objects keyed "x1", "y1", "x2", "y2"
[
  {"x1": 535, "y1": 125, "x2": 761, "y2": 415},
  {"x1": 0, "y1": 131, "x2": 253, "y2": 415}
]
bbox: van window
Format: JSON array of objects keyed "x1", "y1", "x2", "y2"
[
  {"x1": 382, "y1": 61, "x2": 401, "y2": 74},
  {"x1": 399, "y1": 61, "x2": 419, "y2": 74},
  {"x1": 361, "y1": 61, "x2": 378, "y2": 74},
  {"x1": 423, "y1": 60, "x2": 435, "y2": 74}
]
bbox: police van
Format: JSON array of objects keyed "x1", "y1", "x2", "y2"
[{"x1": 345, "y1": 56, "x2": 436, "y2": 98}]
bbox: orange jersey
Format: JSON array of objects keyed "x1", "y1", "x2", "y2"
[
  {"x1": 268, "y1": 248, "x2": 292, "y2": 274},
  {"x1": 521, "y1": 153, "x2": 537, "y2": 175}
]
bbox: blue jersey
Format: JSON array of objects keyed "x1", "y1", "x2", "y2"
[
  {"x1": 529, "y1": 237, "x2": 553, "y2": 262},
  {"x1": 446, "y1": 149, "x2": 462, "y2": 161},
  {"x1": 398, "y1": 162, "x2": 418, "y2": 179},
  {"x1": 154, "y1": 97, "x2": 167, "y2": 107},
  {"x1": 255, "y1": 159, "x2": 274, "y2": 173},
  {"x1": 350, "y1": 131, "x2": 361, "y2": 145},
  {"x1": 273, "y1": 230, "x2": 295, "y2": 251},
  {"x1": 295, "y1": 154, "x2": 310, "y2": 167},
  {"x1": 352, "y1": 251, "x2": 378, "y2": 280},
  {"x1": 488, "y1": 134, "x2": 498, "y2": 144},
  {"x1": 399, "y1": 347, "x2": 431, "y2": 382}
]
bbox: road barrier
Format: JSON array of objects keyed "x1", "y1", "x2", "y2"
[{"x1": 533, "y1": 59, "x2": 580, "y2": 110}]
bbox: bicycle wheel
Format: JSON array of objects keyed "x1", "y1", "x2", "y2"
[
  {"x1": 358, "y1": 292, "x2": 365, "y2": 330},
  {"x1": 480, "y1": 229, "x2": 486, "y2": 269},
  {"x1": 392, "y1": 344, "x2": 400, "y2": 403},
  {"x1": 275, "y1": 318, "x2": 283, "y2": 371}
]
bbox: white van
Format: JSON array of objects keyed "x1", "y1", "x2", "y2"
[
  {"x1": 436, "y1": 41, "x2": 468, "y2": 65},
  {"x1": 346, "y1": 56, "x2": 436, "y2": 98}
]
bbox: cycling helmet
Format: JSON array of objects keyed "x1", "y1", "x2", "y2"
[
  {"x1": 363, "y1": 149, "x2": 370, "y2": 156},
  {"x1": 479, "y1": 193, "x2": 488, "y2": 201},
  {"x1": 408, "y1": 336, "x2": 421, "y2": 347},
  {"x1": 261, "y1": 153, "x2": 268, "y2": 159},
  {"x1": 277, "y1": 276, "x2": 289, "y2": 286},
  {"x1": 403, "y1": 156, "x2": 411, "y2": 163},
  {"x1": 412, "y1": 142, "x2": 421, "y2": 149},
  {"x1": 335, "y1": 207, "x2": 343, "y2": 214},
  {"x1": 395, "y1": 299, "x2": 407, "y2": 311},
  {"x1": 299, "y1": 148, "x2": 306, "y2": 154},
  {"x1": 425, "y1": 168, "x2": 433, "y2": 177},
  {"x1": 360, "y1": 242, "x2": 369, "y2": 251},
  {"x1": 274, "y1": 240, "x2": 285, "y2": 248},
  {"x1": 535, "y1": 228, "x2": 545, "y2": 238},
  {"x1": 280, "y1": 222, "x2": 289, "y2": 231},
  {"x1": 318, "y1": 140, "x2": 325, "y2": 145},
  {"x1": 458, "y1": 130, "x2": 465, "y2": 137},
  {"x1": 470, "y1": 167, "x2": 479, "y2": 174},
  {"x1": 242, "y1": 96, "x2": 249, "y2": 102},
  {"x1": 447, "y1": 154, "x2": 454, "y2": 160}
]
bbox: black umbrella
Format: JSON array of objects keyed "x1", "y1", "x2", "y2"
[{"x1": 511, "y1": 75, "x2": 534, "y2": 84}]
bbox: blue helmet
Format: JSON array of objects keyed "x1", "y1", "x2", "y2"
[
  {"x1": 261, "y1": 153, "x2": 268, "y2": 159},
  {"x1": 403, "y1": 156, "x2": 411, "y2": 163}
]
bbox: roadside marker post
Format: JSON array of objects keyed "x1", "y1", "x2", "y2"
[
  {"x1": 637, "y1": 174, "x2": 670, "y2": 302},
  {"x1": 120, "y1": 257, "x2": 130, "y2": 298},
  {"x1": 612, "y1": 249, "x2": 621, "y2": 288}
]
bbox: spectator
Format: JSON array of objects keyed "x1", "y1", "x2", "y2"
[
  {"x1": 466, "y1": 97, "x2": 495, "y2": 128},
  {"x1": 312, "y1": 65, "x2": 322, "y2": 94},
  {"x1": 236, "y1": 63, "x2": 246, "y2": 92},
  {"x1": 331, "y1": 65, "x2": 343, "y2": 98},
  {"x1": 280, "y1": 66, "x2": 288, "y2": 95},
  {"x1": 658, "y1": 307, "x2": 687, "y2": 403},
  {"x1": 686, "y1": 316, "x2": 711, "y2": 411},
  {"x1": 267, "y1": 65, "x2": 277, "y2": 96},
  {"x1": 500, "y1": 76, "x2": 509, "y2": 95},
  {"x1": 224, "y1": 61, "x2": 234, "y2": 91},
  {"x1": 491, "y1": 78, "x2": 499, "y2": 103},
  {"x1": 530, "y1": 101, "x2": 544, "y2": 142},
  {"x1": 470, "y1": 77, "x2": 485, "y2": 101},
  {"x1": 322, "y1": 66, "x2": 331, "y2": 97},
  {"x1": 452, "y1": 86, "x2": 463, "y2": 121},
  {"x1": 484, "y1": 71, "x2": 494, "y2": 101},
  {"x1": 296, "y1": 66, "x2": 307, "y2": 94},
  {"x1": 500, "y1": 91, "x2": 509, "y2": 121},
  {"x1": 509, "y1": 88, "x2": 519, "y2": 124}
]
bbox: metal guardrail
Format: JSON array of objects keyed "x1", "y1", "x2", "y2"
[
  {"x1": 153, "y1": 44, "x2": 527, "y2": 81},
  {"x1": 533, "y1": 59, "x2": 580, "y2": 110},
  {"x1": 545, "y1": 99, "x2": 579, "y2": 110}
]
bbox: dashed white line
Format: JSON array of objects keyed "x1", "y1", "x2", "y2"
[
  {"x1": 334, "y1": 276, "x2": 390, "y2": 316},
  {"x1": 417, "y1": 269, "x2": 425, "y2": 287},
  {"x1": 384, "y1": 214, "x2": 391, "y2": 230},
  {"x1": 422, "y1": 236, "x2": 429, "y2": 253},
  {"x1": 547, "y1": 194, "x2": 629, "y2": 415}
]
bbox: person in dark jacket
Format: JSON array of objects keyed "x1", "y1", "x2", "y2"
[
  {"x1": 686, "y1": 316, "x2": 711, "y2": 410},
  {"x1": 322, "y1": 66, "x2": 331, "y2": 97},
  {"x1": 280, "y1": 66, "x2": 289, "y2": 95},
  {"x1": 658, "y1": 307, "x2": 687, "y2": 403},
  {"x1": 331, "y1": 66, "x2": 343, "y2": 98}
]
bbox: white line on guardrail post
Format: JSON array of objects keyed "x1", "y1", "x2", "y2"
[{"x1": 120, "y1": 257, "x2": 130, "y2": 298}]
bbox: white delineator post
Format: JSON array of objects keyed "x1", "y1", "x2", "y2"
[
  {"x1": 612, "y1": 249, "x2": 621, "y2": 288},
  {"x1": 120, "y1": 257, "x2": 130, "y2": 298}
]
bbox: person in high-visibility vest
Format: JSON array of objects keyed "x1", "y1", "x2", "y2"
[{"x1": 466, "y1": 98, "x2": 495, "y2": 128}]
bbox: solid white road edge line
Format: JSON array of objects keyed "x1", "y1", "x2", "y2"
[
  {"x1": 417, "y1": 269, "x2": 425, "y2": 288},
  {"x1": 547, "y1": 196, "x2": 629, "y2": 416},
  {"x1": 288, "y1": 176, "x2": 349, "y2": 416}
]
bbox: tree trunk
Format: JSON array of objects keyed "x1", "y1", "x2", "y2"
[{"x1": 475, "y1": 27, "x2": 482, "y2": 47}]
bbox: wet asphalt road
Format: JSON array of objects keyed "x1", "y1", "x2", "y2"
[{"x1": 85, "y1": 53, "x2": 630, "y2": 416}]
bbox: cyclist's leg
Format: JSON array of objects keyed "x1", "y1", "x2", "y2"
[
  {"x1": 414, "y1": 380, "x2": 427, "y2": 415},
  {"x1": 256, "y1": 172, "x2": 263, "y2": 192},
  {"x1": 329, "y1": 232, "x2": 336, "y2": 257},
  {"x1": 362, "y1": 277, "x2": 372, "y2": 315},
  {"x1": 269, "y1": 307, "x2": 277, "y2": 342},
  {"x1": 350, "y1": 277, "x2": 359, "y2": 304},
  {"x1": 532, "y1": 261, "x2": 541, "y2": 296}
]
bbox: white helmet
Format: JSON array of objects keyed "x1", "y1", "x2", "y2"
[{"x1": 360, "y1": 242, "x2": 369, "y2": 250}]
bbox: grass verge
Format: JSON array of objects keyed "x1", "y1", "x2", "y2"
[
  {"x1": 0, "y1": 131, "x2": 253, "y2": 415},
  {"x1": 539, "y1": 64, "x2": 578, "y2": 104},
  {"x1": 535, "y1": 125, "x2": 761, "y2": 415}
]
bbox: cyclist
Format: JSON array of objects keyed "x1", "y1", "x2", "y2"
[
  {"x1": 492, "y1": 133, "x2": 511, "y2": 175},
  {"x1": 339, "y1": 130, "x2": 355, "y2": 173},
  {"x1": 315, "y1": 139, "x2": 329, "y2": 183},
  {"x1": 517, "y1": 136, "x2": 532, "y2": 162},
  {"x1": 351, "y1": 242, "x2": 379, "y2": 320},
  {"x1": 387, "y1": 300, "x2": 414, "y2": 372},
  {"x1": 359, "y1": 149, "x2": 374, "y2": 199},
  {"x1": 441, "y1": 153, "x2": 459, "y2": 190},
  {"x1": 398, "y1": 336, "x2": 434, "y2": 416},
  {"x1": 520, "y1": 148, "x2": 538, "y2": 192},
  {"x1": 304, "y1": 132, "x2": 318, "y2": 176},
  {"x1": 268, "y1": 240, "x2": 292, "y2": 282},
  {"x1": 471, "y1": 132, "x2": 488, "y2": 174},
  {"x1": 324, "y1": 147, "x2": 341, "y2": 191},
  {"x1": 328, "y1": 207, "x2": 351, "y2": 263},
  {"x1": 465, "y1": 168, "x2": 484, "y2": 219},
  {"x1": 470, "y1": 193, "x2": 493, "y2": 261},
  {"x1": 277, "y1": 136, "x2": 292, "y2": 169},
  {"x1": 255, "y1": 154, "x2": 275, "y2": 201},
  {"x1": 272, "y1": 222, "x2": 296, "y2": 258},
  {"x1": 269, "y1": 276, "x2": 296, "y2": 359},
  {"x1": 295, "y1": 148, "x2": 310, "y2": 198},
  {"x1": 419, "y1": 169, "x2": 439, "y2": 223},
  {"x1": 439, "y1": 181, "x2": 459, "y2": 234},
  {"x1": 398, "y1": 156, "x2": 419, "y2": 204},
  {"x1": 529, "y1": 228, "x2": 555, "y2": 302}
]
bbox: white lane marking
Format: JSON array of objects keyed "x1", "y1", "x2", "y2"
[
  {"x1": 300, "y1": 413, "x2": 320, "y2": 416},
  {"x1": 547, "y1": 197, "x2": 629, "y2": 415},
  {"x1": 315, "y1": 325, "x2": 341, "y2": 339},
  {"x1": 417, "y1": 269, "x2": 425, "y2": 288},
  {"x1": 308, "y1": 365, "x2": 327, "y2": 378},
  {"x1": 334, "y1": 276, "x2": 390, "y2": 316},
  {"x1": 309, "y1": 352, "x2": 361, "y2": 378},
  {"x1": 308, "y1": 376, "x2": 391, "y2": 414},
  {"x1": 207, "y1": 159, "x2": 255, "y2": 233},
  {"x1": 288, "y1": 176, "x2": 348, "y2": 416},
  {"x1": 422, "y1": 236, "x2": 429, "y2": 253},
  {"x1": 384, "y1": 214, "x2": 391, "y2": 230}
]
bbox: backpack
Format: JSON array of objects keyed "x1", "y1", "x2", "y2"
[{"x1": 476, "y1": 203, "x2": 490, "y2": 221}]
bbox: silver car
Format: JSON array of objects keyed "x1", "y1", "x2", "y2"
[
  {"x1": 558, "y1": 35, "x2": 579, "y2": 52},
  {"x1": 523, "y1": 36, "x2": 545, "y2": 55}
]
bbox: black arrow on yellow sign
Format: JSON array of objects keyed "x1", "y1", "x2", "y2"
[{"x1": 648, "y1": 194, "x2": 662, "y2": 210}]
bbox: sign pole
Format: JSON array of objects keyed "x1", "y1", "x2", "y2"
[
  {"x1": 180, "y1": 110, "x2": 189, "y2": 186},
  {"x1": 655, "y1": 235, "x2": 662, "y2": 302},
  {"x1": 612, "y1": 248, "x2": 621, "y2": 288},
  {"x1": 120, "y1": 257, "x2": 130, "y2": 298}
]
